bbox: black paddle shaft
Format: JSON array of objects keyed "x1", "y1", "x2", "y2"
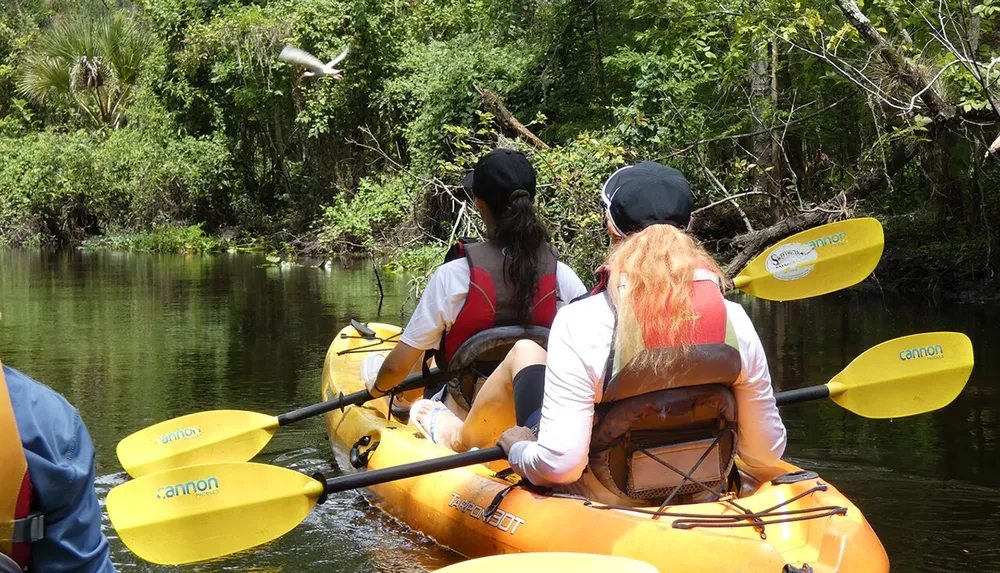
[
  {"x1": 307, "y1": 384, "x2": 833, "y2": 499},
  {"x1": 321, "y1": 446, "x2": 506, "y2": 496},
  {"x1": 774, "y1": 384, "x2": 831, "y2": 407},
  {"x1": 276, "y1": 367, "x2": 451, "y2": 426},
  {"x1": 277, "y1": 389, "x2": 372, "y2": 426}
]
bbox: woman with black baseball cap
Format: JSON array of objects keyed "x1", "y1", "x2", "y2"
[
  {"x1": 366, "y1": 149, "x2": 586, "y2": 415},
  {"x1": 408, "y1": 161, "x2": 786, "y2": 506}
]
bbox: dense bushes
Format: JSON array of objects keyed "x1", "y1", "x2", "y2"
[
  {"x1": 533, "y1": 135, "x2": 628, "y2": 278},
  {"x1": 317, "y1": 174, "x2": 420, "y2": 252},
  {"x1": 81, "y1": 224, "x2": 220, "y2": 252},
  {"x1": 0, "y1": 127, "x2": 232, "y2": 245}
]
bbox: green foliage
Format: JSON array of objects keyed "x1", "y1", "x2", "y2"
[
  {"x1": 82, "y1": 224, "x2": 219, "y2": 252},
  {"x1": 316, "y1": 174, "x2": 419, "y2": 251},
  {"x1": 385, "y1": 243, "x2": 449, "y2": 298},
  {"x1": 385, "y1": 34, "x2": 535, "y2": 172},
  {"x1": 1, "y1": 0, "x2": 44, "y2": 116},
  {"x1": 0, "y1": 0, "x2": 997, "y2": 280},
  {"x1": 0, "y1": 125, "x2": 233, "y2": 245},
  {"x1": 534, "y1": 134, "x2": 627, "y2": 277},
  {"x1": 17, "y1": 12, "x2": 153, "y2": 127}
]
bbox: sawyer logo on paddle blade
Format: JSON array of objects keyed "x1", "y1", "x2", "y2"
[
  {"x1": 899, "y1": 345, "x2": 945, "y2": 361},
  {"x1": 156, "y1": 426, "x2": 202, "y2": 445},
  {"x1": 765, "y1": 243, "x2": 818, "y2": 281},
  {"x1": 156, "y1": 476, "x2": 220, "y2": 499}
]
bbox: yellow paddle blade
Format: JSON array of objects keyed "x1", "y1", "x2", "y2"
[
  {"x1": 733, "y1": 218, "x2": 884, "y2": 301},
  {"x1": 830, "y1": 332, "x2": 974, "y2": 419},
  {"x1": 116, "y1": 410, "x2": 279, "y2": 477},
  {"x1": 106, "y1": 462, "x2": 324, "y2": 565}
]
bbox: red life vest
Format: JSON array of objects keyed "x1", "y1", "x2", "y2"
[
  {"x1": 636, "y1": 277, "x2": 728, "y2": 348},
  {"x1": 438, "y1": 240, "x2": 559, "y2": 368},
  {"x1": 600, "y1": 269, "x2": 735, "y2": 393},
  {"x1": 1, "y1": 362, "x2": 35, "y2": 570}
]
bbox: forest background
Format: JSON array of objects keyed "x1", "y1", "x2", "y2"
[{"x1": 1, "y1": 0, "x2": 998, "y2": 301}]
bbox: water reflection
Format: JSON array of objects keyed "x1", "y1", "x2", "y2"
[
  {"x1": 1, "y1": 250, "x2": 997, "y2": 571},
  {"x1": 745, "y1": 296, "x2": 1000, "y2": 572},
  {"x1": 0, "y1": 249, "x2": 452, "y2": 572}
]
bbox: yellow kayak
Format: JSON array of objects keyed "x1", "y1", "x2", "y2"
[{"x1": 322, "y1": 322, "x2": 890, "y2": 572}]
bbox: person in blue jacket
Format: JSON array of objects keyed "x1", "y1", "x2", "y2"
[{"x1": 1, "y1": 362, "x2": 115, "y2": 573}]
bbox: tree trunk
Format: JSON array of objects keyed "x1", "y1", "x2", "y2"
[
  {"x1": 273, "y1": 107, "x2": 291, "y2": 191},
  {"x1": 589, "y1": 0, "x2": 607, "y2": 95},
  {"x1": 749, "y1": 37, "x2": 777, "y2": 214},
  {"x1": 882, "y1": 4, "x2": 913, "y2": 45},
  {"x1": 769, "y1": 38, "x2": 783, "y2": 208},
  {"x1": 921, "y1": 127, "x2": 967, "y2": 223},
  {"x1": 969, "y1": 0, "x2": 982, "y2": 53},
  {"x1": 774, "y1": 42, "x2": 805, "y2": 199}
]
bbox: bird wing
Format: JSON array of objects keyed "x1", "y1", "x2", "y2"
[
  {"x1": 279, "y1": 46, "x2": 329, "y2": 73},
  {"x1": 989, "y1": 133, "x2": 1000, "y2": 156},
  {"x1": 326, "y1": 46, "x2": 350, "y2": 68}
]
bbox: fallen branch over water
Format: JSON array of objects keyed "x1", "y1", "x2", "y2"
[{"x1": 475, "y1": 85, "x2": 550, "y2": 151}]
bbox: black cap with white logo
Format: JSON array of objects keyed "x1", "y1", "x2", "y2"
[
  {"x1": 601, "y1": 161, "x2": 693, "y2": 235},
  {"x1": 462, "y1": 149, "x2": 537, "y2": 213}
]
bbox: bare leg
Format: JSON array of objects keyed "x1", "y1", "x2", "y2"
[
  {"x1": 410, "y1": 340, "x2": 547, "y2": 451},
  {"x1": 460, "y1": 340, "x2": 546, "y2": 450}
]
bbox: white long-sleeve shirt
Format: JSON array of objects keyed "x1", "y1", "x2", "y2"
[{"x1": 507, "y1": 291, "x2": 787, "y2": 488}]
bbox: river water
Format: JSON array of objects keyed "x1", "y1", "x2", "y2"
[{"x1": 0, "y1": 249, "x2": 997, "y2": 572}]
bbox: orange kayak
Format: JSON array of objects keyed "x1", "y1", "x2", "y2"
[{"x1": 322, "y1": 322, "x2": 890, "y2": 572}]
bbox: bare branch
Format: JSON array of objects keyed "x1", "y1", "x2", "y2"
[
  {"x1": 694, "y1": 191, "x2": 774, "y2": 214},
  {"x1": 725, "y1": 140, "x2": 920, "y2": 274},
  {"x1": 694, "y1": 151, "x2": 753, "y2": 232},
  {"x1": 776, "y1": 32, "x2": 914, "y2": 111},
  {"x1": 658, "y1": 98, "x2": 847, "y2": 160},
  {"x1": 834, "y1": 0, "x2": 955, "y2": 121}
]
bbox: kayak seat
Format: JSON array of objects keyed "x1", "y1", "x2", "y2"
[
  {"x1": 443, "y1": 326, "x2": 550, "y2": 412},
  {"x1": 589, "y1": 347, "x2": 741, "y2": 506}
]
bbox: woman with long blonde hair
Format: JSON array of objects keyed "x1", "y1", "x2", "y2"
[{"x1": 411, "y1": 162, "x2": 786, "y2": 503}]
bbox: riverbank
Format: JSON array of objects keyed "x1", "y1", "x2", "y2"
[{"x1": 14, "y1": 212, "x2": 996, "y2": 305}]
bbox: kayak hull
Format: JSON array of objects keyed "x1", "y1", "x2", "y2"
[{"x1": 322, "y1": 322, "x2": 889, "y2": 572}]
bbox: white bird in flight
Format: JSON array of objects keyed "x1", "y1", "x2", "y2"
[
  {"x1": 279, "y1": 45, "x2": 349, "y2": 81},
  {"x1": 988, "y1": 132, "x2": 1000, "y2": 159}
]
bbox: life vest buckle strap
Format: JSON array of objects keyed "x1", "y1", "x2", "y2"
[{"x1": 12, "y1": 511, "x2": 44, "y2": 543}]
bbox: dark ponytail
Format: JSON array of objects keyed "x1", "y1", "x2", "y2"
[{"x1": 492, "y1": 192, "x2": 550, "y2": 324}]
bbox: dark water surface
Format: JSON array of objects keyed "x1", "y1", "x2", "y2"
[{"x1": 1, "y1": 249, "x2": 997, "y2": 572}]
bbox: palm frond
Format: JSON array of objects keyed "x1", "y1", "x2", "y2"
[
  {"x1": 17, "y1": 55, "x2": 72, "y2": 105},
  {"x1": 17, "y1": 11, "x2": 151, "y2": 127},
  {"x1": 39, "y1": 17, "x2": 99, "y2": 65},
  {"x1": 99, "y1": 13, "x2": 152, "y2": 86}
]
